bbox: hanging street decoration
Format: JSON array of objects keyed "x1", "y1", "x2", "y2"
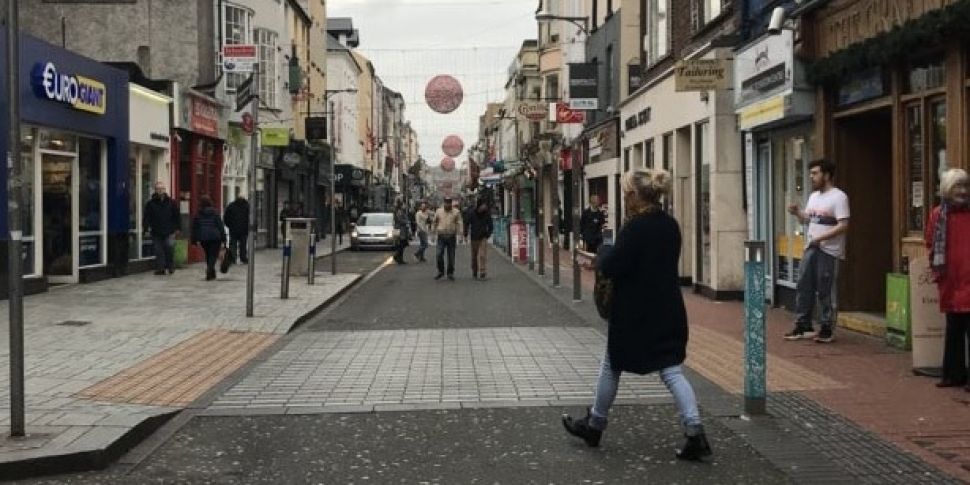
[
  {"x1": 425, "y1": 75, "x2": 464, "y2": 114},
  {"x1": 441, "y1": 135, "x2": 464, "y2": 157},
  {"x1": 441, "y1": 156, "x2": 456, "y2": 172}
]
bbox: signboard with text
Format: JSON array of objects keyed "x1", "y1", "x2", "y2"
[
  {"x1": 674, "y1": 59, "x2": 729, "y2": 92},
  {"x1": 568, "y1": 63, "x2": 598, "y2": 110},
  {"x1": 516, "y1": 102, "x2": 549, "y2": 121},
  {"x1": 555, "y1": 103, "x2": 585, "y2": 124},
  {"x1": 222, "y1": 44, "x2": 257, "y2": 73},
  {"x1": 190, "y1": 96, "x2": 221, "y2": 138}
]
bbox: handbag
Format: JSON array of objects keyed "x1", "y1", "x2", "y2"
[
  {"x1": 219, "y1": 245, "x2": 233, "y2": 274},
  {"x1": 593, "y1": 269, "x2": 613, "y2": 320}
]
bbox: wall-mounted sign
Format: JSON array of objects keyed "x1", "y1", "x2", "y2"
[
  {"x1": 31, "y1": 61, "x2": 106, "y2": 114},
  {"x1": 738, "y1": 96, "x2": 786, "y2": 131},
  {"x1": 149, "y1": 132, "x2": 170, "y2": 143},
  {"x1": 555, "y1": 103, "x2": 585, "y2": 124},
  {"x1": 624, "y1": 107, "x2": 652, "y2": 131},
  {"x1": 674, "y1": 59, "x2": 729, "y2": 92},
  {"x1": 517, "y1": 102, "x2": 549, "y2": 121},
  {"x1": 222, "y1": 44, "x2": 257, "y2": 73},
  {"x1": 817, "y1": 0, "x2": 957, "y2": 57},
  {"x1": 837, "y1": 67, "x2": 886, "y2": 107},
  {"x1": 261, "y1": 127, "x2": 290, "y2": 147},
  {"x1": 190, "y1": 96, "x2": 221, "y2": 138},
  {"x1": 306, "y1": 116, "x2": 327, "y2": 142},
  {"x1": 734, "y1": 30, "x2": 798, "y2": 109},
  {"x1": 568, "y1": 63, "x2": 598, "y2": 110}
]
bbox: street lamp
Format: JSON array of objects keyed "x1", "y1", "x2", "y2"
[
  {"x1": 535, "y1": 8, "x2": 590, "y2": 36},
  {"x1": 324, "y1": 89, "x2": 357, "y2": 276}
]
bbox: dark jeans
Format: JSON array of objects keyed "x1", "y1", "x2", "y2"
[
  {"x1": 416, "y1": 231, "x2": 429, "y2": 260},
  {"x1": 795, "y1": 246, "x2": 840, "y2": 330},
  {"x1": 942, "y1": 312, "x2": 970, "y2": 383},
  {"x1": 584, "y1": 237, "x2": 602, "y2": 254},
  {"x1": 201, "y1": 240, "x2": 222, "y2": 276},
  {"x1": 229, "y1": 234, "x2": 248, "y2": 263},
  {"x1": 394, "y1": 236, "x2": 408, "y2": 262},
  {"x1": 152, "y1": 235, "x2": 175, "y2": 272},
  {"x1": 437, "y1": 234, "x2": 457, "y2": 275}
]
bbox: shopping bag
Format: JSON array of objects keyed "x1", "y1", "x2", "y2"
[{"x1": 219, "y1": 246, "x2": 233, "y2": 274}]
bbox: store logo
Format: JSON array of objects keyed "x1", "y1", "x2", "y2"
[{"x1": 31, "y1": 62, "x2": 106, "y2": 115}]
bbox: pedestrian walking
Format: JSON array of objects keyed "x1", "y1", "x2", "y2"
[
  {"x1": 414, "y1": 201, "x2": 432, "y2": 263},
  {"x1": 144, "y1": 182, "x2": 180, "y2": 275},
  {"x1": 191, "y1": 195, "x2": 227, "y2": 281},
  {"x1": 925, "y1": 168, "x2": 970, "y2": 391},
  {"x1": 784, "y1": 159, "x2": 850, "y2": 343},
  {"x1": 563, "y1": 169, "x2": 712, "y2": 461},
  {"x1": 433, "y1": 196, "x2": 463, "y2": 281},
  {"x1": 223, "y1": 195, "x2": 250, "y2": 264},
  {"x1": 335, "y1": 201, "x2": 347, "y2": 245},
  {"x1": 580, "y1": 194, "x2": 607, "y2": 254},
  {"x1": 393, "y1": 198, "x2": 411, "y2": 265},
  {"x1": 465, "y1": 199, "x2": 494, "y2": 280},
  {"x1": 279, "y1": 201, "x2": 294, "y2": 244}
]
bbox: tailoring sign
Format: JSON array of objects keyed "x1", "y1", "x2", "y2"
[
  {"x1": 674, "y1": 59, "x2": 729, "y2": 92},
  {"x1": 31, "y1": 61, "x2": 107, "y2": 114}
]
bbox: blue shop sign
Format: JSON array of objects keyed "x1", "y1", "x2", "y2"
[{"x1": 31, "y1": 61, "x2": 107, "y2": 115}]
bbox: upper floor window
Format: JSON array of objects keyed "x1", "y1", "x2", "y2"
[
  {"x1": 646, "y1": 0, "x2": 669, "y2": 65},
  {"x1": 223, "y1": 3, "x2": 252, "y2": 92},
  {"x1": 255, "y1": 29, "x2": 279, "y2": 109},
  {"x1": 700, "y1": 0, "x2": 723, "y2": 27}
]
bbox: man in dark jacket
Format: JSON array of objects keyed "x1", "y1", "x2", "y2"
[
  {"x1": 144, "y1": 182, "x2": 180, "y2": 275},
  {"x1": 224, "y1": 196, "x2": 250, "y2": 264},
  {"x1": 465, "y1": 200, "x2": 494, "y2": 280},
  {"x1": 580, "y1": 194, "x2": 607, "y2": 254}
]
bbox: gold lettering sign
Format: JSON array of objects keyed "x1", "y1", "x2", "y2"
[{"x1": 818, "y1": 0, "x2": 957, "y2": 57}]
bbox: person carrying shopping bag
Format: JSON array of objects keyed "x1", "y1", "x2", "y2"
[
  {"x1": 563, "y1": 169, "x2": 712, "y2": 461},
  {"x1": 191, "y1": 195, "x2": 227, "y2": 281}
]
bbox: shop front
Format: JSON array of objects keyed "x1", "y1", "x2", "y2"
[
  {"x1": 734, "y1": 30, "x2": 816, "y2": 309},
  {"x1": 172, "y1": 88, "x2": 227, "y2": 263},
  {"x1": 128, "y1": 83, "x2": 173, "y2": 271},
  {"x1": 335, "y1": 164, "x2": 368, "y2": 220},
  {"x1": 0, "y1": 31, "x2": 129, "y2": 292},
  {"x1": 806, "y1": 0, "x2": 970, "y2": 324}
]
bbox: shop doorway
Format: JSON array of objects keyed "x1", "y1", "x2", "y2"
[
  {"x1": 42, "y1": 152, "x2": 75, "y2": 282},
  {"x1": 834, "y1": 108, "x2": 893, "y2": 313}
]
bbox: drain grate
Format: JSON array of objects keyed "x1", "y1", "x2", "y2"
[{"x1": 56, "y1": 320, "x2": 92, "y2": 327}]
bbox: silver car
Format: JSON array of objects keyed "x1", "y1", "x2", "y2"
[{"x1": 350, "y1": 213, "x2": 396, "y2": 250}]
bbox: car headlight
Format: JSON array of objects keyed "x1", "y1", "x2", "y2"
[
  {"x1": 351, "y1": 231, "x2": 358, "y2": 238},
  {"x1": 386, "y1": 229, "x2": 394, "y2": 238}
]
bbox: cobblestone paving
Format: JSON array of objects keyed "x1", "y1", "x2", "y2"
[
  {"x1": 209, "y1": 327, "x2": 670, "y2": 412},
  {"x1": 768, "y1": 392, "x2": 963, "y2": 484}
]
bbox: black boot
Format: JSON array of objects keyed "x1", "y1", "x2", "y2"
[
  {"x1": 206, "y1": 268, "x2": 216, "y2": 281},
  {"x1": 561, "y1": 409, "x2": 603, "y2": 447},
  {"x1": 676, "y1": 432, "x2": 713, "y2": 461}
]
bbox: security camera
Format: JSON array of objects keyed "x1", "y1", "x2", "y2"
[{"x1": 768, "y1": 7, "x2": 786, "y2": 35}]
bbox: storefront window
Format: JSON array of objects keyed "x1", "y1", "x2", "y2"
[
  {"x1": 905, "y1": 104, "x2": 924, "y2": 232},
  {"x1": 129, "y1": 150, "x2": 139, "y2": 260},
  {"x1": 78, "y1": 138, "x2": 103, "y2": 267},
  {"x1": 697, "y1": 122, "x2": 712, "y2": 286},
  {"x1": 929, "y1": 100, "x2": 947, "y2": 208},
  {"x1": 773, "y1": 135, "x2": 810, "y2": 286},
  {"x1": 905, "y1": 56, "x2": 946, "y2": 94},
  {"x1": 21, "y1": 128, "x2": 36, "y2": 275}
]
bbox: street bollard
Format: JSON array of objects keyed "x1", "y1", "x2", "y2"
[
  {"x1": 281, "y1": 239, "x2": 292, "y2": 300},
  {"x1": 308, "y1": 231, "x2": 316, "y2": 285},
  {"x1": 743, "y1": 241, "x2": 767, "y2": 415}
]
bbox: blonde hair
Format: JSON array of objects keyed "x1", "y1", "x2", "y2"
[
  {"x1": 940, "y1": 168, "x2": 969, "y2": 200},
  {"x1": 622, "y1": 169, "x2": 672, "y2": 206}
]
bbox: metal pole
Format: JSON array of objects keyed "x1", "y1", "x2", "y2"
[
  {"x1": 245, "y1": 65, "x2": 259, "y2": 318},
  {"x1": 281, "y1": 238, "x2": 291, "y2": 299},
  {"x1": 307, "y1": 230, "x2": 315, "y2": 285},
  {"x1": 571, "y1": 145, "x2": 582, "y2": 302},
  {"x1": 536, "y1": 161, "x2": 545, "y2": 277},
  {"x1": 743, "y1": 241, "x2": 767, "y2": 415},
  {"x1": 329, "y1": 99, "x2": 337, "y2": 276},
  {"x1": 551, "y1": 145, "x2": 561, "y2": 288},
  {"x1": 6, "y1": 0, "x2": 26, "y2": 438}
]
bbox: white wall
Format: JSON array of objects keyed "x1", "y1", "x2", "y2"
[{"x1": 327, "y1": 52, "x2": 363, "y2": 168}]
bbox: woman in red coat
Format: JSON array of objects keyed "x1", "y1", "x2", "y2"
[{"x1": 925, "y1": 168, "x2": 970, "y2": 391}]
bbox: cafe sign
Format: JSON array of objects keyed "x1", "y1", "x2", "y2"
[
  {"x1": 674, "y1": 59, "x2": 729, "y2": 92},
  {"x1": 31, "y1": 61, "x2": 106, "y2": 115},
  {"x1": 517, "y1": 102, "x2": 549, "y2": 121}
]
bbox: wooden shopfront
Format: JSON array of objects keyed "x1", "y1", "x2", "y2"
[{"x1": 807, "y1": 0, "x2": 970, "y2": 316}]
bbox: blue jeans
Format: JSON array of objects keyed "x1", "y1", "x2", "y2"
[
  {"x1": 590, "y1": 350, "x2": 703, "y2": 435},
  {"x1": 152, "y1": 234, "x2": 175, "y2": 272},
  {"x1": 416, "y1": 231, "x2": 429, "y2": 259},
  {"x1": 437, "y1": 234, "x2": 457, "y2": 275}
]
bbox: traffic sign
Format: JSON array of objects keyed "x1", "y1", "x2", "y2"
[
  {"x1": 235, "y1": 74, "x2": 255, "y2": 112},
  {"x1": 241, "y1": 113, "x2": 254, "y2": 135}
]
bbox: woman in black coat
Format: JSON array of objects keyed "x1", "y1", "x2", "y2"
[
  {"x1": 191, "y1": 195, "x2": 226, "y2": 281},
  {"x1": 563, "y1": 169, "x2": 712, "y2": 461}
]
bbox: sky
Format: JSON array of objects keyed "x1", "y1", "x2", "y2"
[{"x1": 328, "y1": 0, "x2": 538, "y2": 168}]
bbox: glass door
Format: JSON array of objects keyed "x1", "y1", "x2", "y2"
[
  {"x1": 755, "y1": 141, "x2": 774, "y2": 304},
  {"x1": 41, "y1": 152, "x2": 76, "y2": 282}
]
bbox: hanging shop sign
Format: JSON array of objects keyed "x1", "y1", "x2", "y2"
[
  {"x1": 190, "y1": 96, "x2": 221, "y2": 138},
  {"x1": 31, "y1": 61, "x2": 107, "y2": 115},
  {"x1": 306, "y1": 116, "x2": 327, "y2": 142},
  {"x1": 674, "y1": 59, "x2": 729, "y2": 92},
  {"x1": 734, "y1": 30, "x2": 804, "y2": 109},
  {"x1": 222, "y1": 44, "x2": 257, "y2": 73},
  {"x1": 555, "y1": 103, "x2": 585, "y2": 124},
  {"x1": 516, "y1": 102, "x2": 549, "y2": 121},
  {"x1": 568, "y1": 63, "x2": 598, "y2": 110},
  {"x1": 261, "y1": 127, "x2": 290, "y2": 147}
]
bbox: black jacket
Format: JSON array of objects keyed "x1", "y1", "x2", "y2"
[
  {"x1": 465, "y1": 207, "x2": 494, "y2": 241},
  {"x1": 191, "y1": 207, "x2": 226, "y2": 244},
  {"x1": 223, "y1": 199, "x2": 250, "y2": 237},
  {"x1": 597, "y1": 211, "x2": 688, "y2": 375},
  {"x1": 144, "y1": 194, "x2": 180, "y2": 238},
  {"x1": 581, "y1": 207, "x2": 606, "y2": 243}
]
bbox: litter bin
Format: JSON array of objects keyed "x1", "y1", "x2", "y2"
[{"x1": 285, "y1": 218, "x2": 316, "y2": 276}]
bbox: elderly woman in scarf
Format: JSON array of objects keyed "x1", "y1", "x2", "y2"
[{"x1": 925, "y1": 168, "x2": 970, "y2": 391}]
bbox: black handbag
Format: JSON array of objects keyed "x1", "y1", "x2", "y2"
[{"x1": 219, "y1": 245, "x2": 233, "y2": 274}]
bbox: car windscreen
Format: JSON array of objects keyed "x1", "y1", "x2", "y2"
[{"x1": 358, "y1": 214, "x2": 393, "y2": 226}]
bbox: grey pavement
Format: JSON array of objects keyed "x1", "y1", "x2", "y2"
[{"x1": 0, "y1": 241, "x2": 359, "y2": 477}]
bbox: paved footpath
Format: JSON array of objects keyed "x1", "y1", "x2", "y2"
[
  {"x1": 536, "y1": 243, "x2": 970, "y2": 484},
  {"x1": 0, "y1": 239, "x2": 357, "y2": 477}
]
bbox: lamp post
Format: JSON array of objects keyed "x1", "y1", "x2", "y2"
[
  {"x1": 324, "y1": 89, "x2": 357, "y2": 276},
  {"x1": 7, "y1": 0, "x2": 26, "y2": 438},
  {"x1": 535, "y1": 8, "x2": 590, "y2": 36}
]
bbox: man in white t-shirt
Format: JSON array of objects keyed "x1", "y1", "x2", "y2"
[{"x1": 785, "y1": 159, "x2": 850, "y2": 343}]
